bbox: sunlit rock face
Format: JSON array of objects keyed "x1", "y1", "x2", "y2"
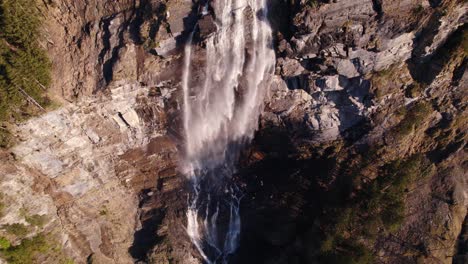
[
  {"x1": 262, "y1": 0, "x2": 466, "y2": 145},
  {"x1": 1, "y1": 0, "x2": 196, "y2": 262},
  {"x1": 43, "y1": 0, "x2": 196, "y2": 100},
  {"x1": 2, "y1": 82, "x2": 178, "y2": 263}
]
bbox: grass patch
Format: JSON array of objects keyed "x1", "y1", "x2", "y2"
[
  {"x1": 405, "y1": 82, "x2": 425, "y2": 98},
  {"x1": 370, "y1": 65, "x2": 408, "y2": 99},
  {"x1": 0, "y1": 237, "x2": 10, "y2": 250},
  {"x1": 392, "y1": 101, "x2": 432, "y2": 139}
]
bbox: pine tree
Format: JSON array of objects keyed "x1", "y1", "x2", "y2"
[{"x1": 0, "y1": 0, "x2": 51, "y2": 124}]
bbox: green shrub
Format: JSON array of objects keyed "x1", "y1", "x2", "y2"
[
  {"x1": 1, "y1": 234, "x2": 49, "y2": 264},
  {"x1": 1, "y1": 232, "x2": 74, "y2": 264},
  {"x1": 3, "y1": 223, "x2": 29, "y2": 237},
  {"x1": 317, "y1": 154, "x2": 431, "y2": 260},
  {"x1": 412, "y1": 4, "x2": 424, "y2": 16},
  {"x1": 0, "y1": 127, "x2": 12, "y2": 148},
  {"x1": 0, "y1": 237, "x2": 10, "y2": 250},
  {"x1": 405, "y1": 82, "x2": 425, "y2": 98},
  {"x1": 143, "y1": 39, "x2": 159, "y2": 51},
  {"x1": 381, "y1": 200, "x2": 405, "y2": 233},
  {"x1": 307, "y1": 0, "x2": 320, "y2": 8},
  {"x1": 318, "y1": 240, "x2": 374, "y2": 264},
  {"x1": 373, "y1": 155, "x2": 427, "y2": 232},
  {"x1": 347, "y1": 241, "x2": 374, "y2": 264},
  {"x1": 0, "y1": 0, "x2": 41, "y2": 46},
  {"x1": 363, "y1": 215, "x2": 381, "y2": 239},
  {"x1": 334, "y1": 208, "x2": 353, "y2": 234},
  {"x1": 25, "y1": 214, "x2": 47, "y2": 227},
  {"x1": 320, "y1": 235, "x2": 335, "y2": 253},
  {"x1": 370, "y1": 65, "x2": 405, "y2": 99},
  {"x1": 393, "y1": 101, "x2": 432, "y2": 138}
]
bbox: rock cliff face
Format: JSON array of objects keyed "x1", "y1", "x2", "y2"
[
  {"x1": 0, "y1": 0, "x2": 466, "y2": 263},
  {"x1": 1, "y1": 0, "x2": 197, "y2": 262},
  {"x1": 1, "y1": 82, "x2": 182, "y2": 263},
  {"x1": 41, "y1": 0, "x2": 194, "y2": 100},
  {"x1": 244, "y1": 0, "x2": 467, "y2": 263}
]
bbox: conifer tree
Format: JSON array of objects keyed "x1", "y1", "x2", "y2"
[{"x1": 0, "y1": 0, "x2": 51, "y2": 124}]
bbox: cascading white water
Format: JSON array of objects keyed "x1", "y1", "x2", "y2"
[{"x1": 181, "y1": 0, "x2": 275, "y2": 262}]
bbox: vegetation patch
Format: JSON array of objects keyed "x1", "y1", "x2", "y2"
[
  {"x1": 99, "y1": 208, "x2": 108, "y2": 216},
  {"x1": 411, "y1": 4, "x2": 425, "y2": 17},
  {"x1": 143, "y1": 39, "x2": 159, "y2": 52},
  {"x1": 0, "y1": 232, "x2": 74, "y2": 264},
  {"x1": 3, "y1": 223, "x2": 29, "y2": 237},
  {"x1": 1, "y1": 234, "x2": 49, "y2": 264},
  {"x1": 0, "y1": 237, "x2": 10, "y2": 250},
  {"x1": 25, "y1": 214, "x2": 47, "y2": 228},
  {"x1": 391, "y1": 101, "x2": 432, "y2": 139},
  {"x1": 405, "y1": 82, "x2": 425, "y2": 98},
  {"x1": 316, "y1": 154, "x2": 433, "y2": 263},
  {"x1": 370, "y1": 64, "x2": 411, "y2": 99},
  {"x1": 0, "y1": 0, "x2": 52, "y2": 147},
  {"x1": 0, "y1": 126, "x2": 11, "y2": 148},
  {"x1": 306, "y1": 0, "x2": 321, "y2": 8}
]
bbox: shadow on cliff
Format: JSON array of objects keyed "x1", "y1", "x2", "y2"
[
  {"x1": 407, "y1": 20, "x2": 466, "y2": 85},
  {"x1": 231, "y1": 116, "x2": 371, "y2": 263},
  {"x1": 129, "y1": 203, "x2": 166, "y2": 261},
  {"x1": 174, "y1": 0, "x2": 202, "y2": 47}
]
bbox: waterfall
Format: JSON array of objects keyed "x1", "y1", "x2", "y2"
[{"x1": 181, "y1": 0, "x2": 275, "y2": 262}]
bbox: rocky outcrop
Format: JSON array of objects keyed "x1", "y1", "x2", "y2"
[
  {"x1": 265, "y1": 0, "x2": 467, "y2": 144},
  {"x1": 41, "y1": 0, "x2": 135, "y2": 99},
  {"x1": 40, "y1": 0, "x2": 195, "y2": 100},
  {"x1": 1, "y1": 0, "x2": 201, "y2": 262},
  {"x1": 249, "y1": 0, "x2": 467, "y2": 263},
  {"x1": 0, "y1": 82, "x2": 183, "y2": 263}
]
